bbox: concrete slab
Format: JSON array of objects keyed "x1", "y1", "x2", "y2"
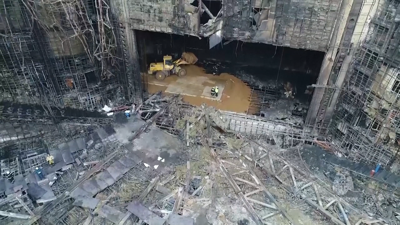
[
  {"x1": 90, "y1": 132, "x2": 101, "y2": 143},
  {"x1": 112, "y1": 160, "x2": 131, "y2": 174},
  {"x1": 132, "y1": 128, "x2": 180, "y2": 155},
  {"x1": 165, "y1": 76, "x2": 208, "y2": 95},
  {"x1": 68, "y1": 139, "x2": 79, "y2": 153},
  {"x1": 165, "y1": 83, "x2": 199, "y2": 97},
  {"x1": 168, "y1": 214, "x2": 194, "y2": 225},
  {"x1": 118, "y1": 156, "x2": 136, "y2": 168},
  {"x1": 76, "y1": 137, "x2": 86, "y2": 150},
  {"x1": 47, "y1": 161, "x2": 66, "y2": 173},
  {"x1": 98, "y1": 205, "x2": 125, "y2": 224},
  {"x1": 26, "y1": 173, "x2": 38, "y2": 184},
  {"x1": 96, "y1": 128, "x2": 109, "y2": 141},
  {"x1": 104, "y1": 125, "x2": 116, "y2": 135},
  {"x1": 93, "y1": 175, "x2": 109, "y2": 190},
  {"x1": 150, "y1": 217, "x2": 167, "y2": 225},
  {"x1": 27, "y1": 183, "x2": 46, "y2": 200},
  {"x1": 147, "y1": 78, "x2": 169, "y2": 87},
  {"x1": 126, "y1": 151, "x2": 143, "y2": 164},
  {"x1": 201, "y1": 85, "x2": 224, "y2": 101},
  {"x1": 139, "y1": 153, "x2": 166, "y2": 171},
  {"x1": 96, "y1": 171, "x2": 115, "y2": 186},
  {"x1": 163, "y1": 76, "x2": 225, "y2": 102},
  {"x1": 49, "y1": 150, "x2": 63, "y2": 164},
  {"x1": 37, "y1": 182, "x2": 56, "y2": 203},
  {"x1": 127, "y1": 201, "x2": 164, "y2": 224},
  {"x1": 81, "y1": 179, "x2": 101, "y2": 196},
  {"x1": 45, "y1": 173, "x2": 57, "y2": 182},
  {"x1": 61, "y1": 149, "x2": 74, "y2": 164},
  {"x1": 119, "y1": 212, "x2": 132, "y2": 225},
  {"x1": 70, "y1": 186, "x2": 91, "y2": 198},
  {"x1": 5, "y1": 175, "x2": 27, "y2": 195},
  {"x1": 73, "y1": 197, "x2": 100, "y2": 209},
  {"x1": 114, "y1": 118, "x2": 146, "y2": 144},
  {"x1": 58, "y1": 142, "x2": 69, "y2": 152},
  {"x1": 106, "y1": 162, "x2": 125, "y2": 181}
]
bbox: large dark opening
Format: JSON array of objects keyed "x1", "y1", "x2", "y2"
[
  {"x1": 136, "y1": 30, "x2": 325, "y2": 123},
  {"x1": 190, "y1": 0, "x2": 222, "y2": 24}
]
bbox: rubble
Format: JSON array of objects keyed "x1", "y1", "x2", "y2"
[
  {"x1": 2, "y1": 0, "x2": 399, "y2": 225},
  {"x1": 0, "y1": 94, "x2": 397, "y2": 225}
]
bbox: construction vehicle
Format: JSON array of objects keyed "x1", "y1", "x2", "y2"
[{"x1": 148, "y1": 52, "x2": 198, "y2": 81}]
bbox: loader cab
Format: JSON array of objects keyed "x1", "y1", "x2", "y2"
[{"x1": 163, "y1": 55, "x2": 174, "y2": 70}]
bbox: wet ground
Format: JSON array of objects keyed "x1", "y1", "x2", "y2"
[
  {"x1": 145, "y1": 65, "x2": 252, "y2": 114},
  {"x1": 145, "y1": 61, "x2": 314, "y2": 123}
]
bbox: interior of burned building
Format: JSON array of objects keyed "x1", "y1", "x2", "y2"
[
  {"x1": 138, "y1": 31, "x2": 323, "y2": 122},
  {"x1": 1, "y1": 0, "x2": 400, "y2": 225}
]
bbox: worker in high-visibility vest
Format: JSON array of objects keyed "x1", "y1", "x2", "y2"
[
  {"x1": 211, "y1": 86, "x2": 219, "y2": 97},
  {"x1": 46, "y1": 154, "x2": 54, "y2": 165},
  {"x1": 35, "y1": 167, "x2": 45, "y2": 180}
]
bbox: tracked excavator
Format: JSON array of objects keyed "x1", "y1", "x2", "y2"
[{"x1": 148, "y1": 52, "x2": 198, "y2": 81}]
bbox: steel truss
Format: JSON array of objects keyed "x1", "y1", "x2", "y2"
[{"x1": 207, "y1": 133, "x2": 386, "y2": 225}]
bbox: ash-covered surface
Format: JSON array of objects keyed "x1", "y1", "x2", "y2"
[
  {"x1": 301, "y1": 145, "x2": 400, "y2": 187},
  {"x1": 301, "y1": 145, "x2": 400, "y2": 222},
  {"x1": 32, "y1": 97, "x2": 400, "y2": 225}
]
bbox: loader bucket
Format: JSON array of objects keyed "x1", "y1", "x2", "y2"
[{"x1": 181, "y1": 52, "x2": 198, "y2": 64}]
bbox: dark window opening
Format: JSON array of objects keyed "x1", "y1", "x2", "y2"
[
  {"x1": 85, "y1": 71, "x2": 97, "y2": 84},
  {"x1": 165, "y1": 59, "x2": 173, "y2": 66},
  {"x1": 359, "y1": 49, "x2": 379, "y2": 70},
  {"x1": 253, "y1": 8, "x2": 262, "y2": 14},
  {"x1": 392, "y1": 79, "x2": 400, "y2": 94},
  {"x1": 252, "y1": 8, "x2": 267, "y2": 27},
  {"x1": 251, "y1": 18, "x2": 257, "y2": 27},
  {"x1": 372, "y1": 25, "x2": 389, "y2": 47},
  {"x1": 352, "y1": 69, "x2": 369, "y2": 89},
  {"x1": 191, "y1": 0, "x2": 222, "y2": 24},
  {"x1": 371, "y1": 120, "x2": 382, "y2": 130}
]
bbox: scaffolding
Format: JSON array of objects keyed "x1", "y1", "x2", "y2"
[
  {"x1": 330, "y1": 0, "x2": 400, "y2": 166},
  {"x1": 0, "y1": 0, "x2": 139, "y2": 111}
]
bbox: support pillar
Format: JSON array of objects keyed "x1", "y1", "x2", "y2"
[
  {"x1": 324, "y1": 0, "x2": 374, "y2": 124},
  {"x1": 305, "y1": 0, "x2": 353, "y2": 127},
  {"x1": 110, "y1": 0, "x2": 143, "y2": 104}
]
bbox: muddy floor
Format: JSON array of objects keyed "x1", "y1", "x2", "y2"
[{"x1": 145, "y1": 65, "x2": 252, "y2": 114}]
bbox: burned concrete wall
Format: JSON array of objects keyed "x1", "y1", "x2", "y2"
[
  {"x1": 114, "y1": 0, "x2": 200, "y2": 35},
  {"x1": 223, "y1": 0, "x2": 343, "y2": 51},
  {"x1": 328, "y1": 0, "x2": 400, "y2": 166},
  {"x1": 1, "y1": 0, "x2": 129, "y2": 111},
  {"x1": 261, "y1": 0, "x2": 340, "y2": 51},
  {"x1": 115, "y1": 0, "x2": 342, "y2": 52}
]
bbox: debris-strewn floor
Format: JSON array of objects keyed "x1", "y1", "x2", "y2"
[{"x1": 3, "y1": 94, "x2": 397, "y2": 225}]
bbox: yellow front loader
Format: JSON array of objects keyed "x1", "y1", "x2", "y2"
[{"x1": 148, "y1": 52, "x2": 198, "y2": 80}]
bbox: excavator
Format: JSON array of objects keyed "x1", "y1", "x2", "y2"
[{"x1": 148, "y1": 52, "x2": 198, "y2": 81}]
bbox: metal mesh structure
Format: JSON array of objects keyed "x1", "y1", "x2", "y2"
[
  {"x1": 329, "y1": 0, "x2": 400, "y2": 166},
  {"x1": 0, "y1": 0, "x2": 140, "y2": 111}
]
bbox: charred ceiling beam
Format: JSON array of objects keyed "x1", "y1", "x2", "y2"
[{"x1": 200, "y1": 3, "x2": 215, "y2": 19}]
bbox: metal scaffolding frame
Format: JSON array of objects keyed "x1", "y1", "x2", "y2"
[
  {"x1": 0, "y1": 0, "x2": 139, "y2": 111},
  {"x1": 329, "y1": 0, "x2": 400, "y2": 166}
]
